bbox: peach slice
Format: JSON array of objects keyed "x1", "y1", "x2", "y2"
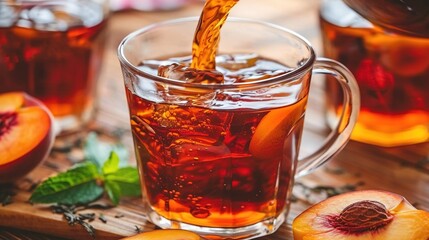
[
  {"x1": 292, "y1": 190, "x2": 429, "y2": 240},
  {"x1": 249, "y1": 96, "x2": 307, "y2": 161},
  {"x1": 121, "y1": 229, "x2": 202, "y2": 240},
  {"x1": 0, "y1": 92, "x2": 55, "y2": 183}
]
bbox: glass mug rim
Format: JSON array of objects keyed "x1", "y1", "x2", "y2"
[
  {"x1": 117, "y1": 16, "x2": 316, "y2": 90},
  {"x1": 1, "y1": 0, "x2": 109, "y2": 33}
]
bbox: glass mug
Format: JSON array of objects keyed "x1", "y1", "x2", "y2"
[
  {"x1": 118, "y1": 17, "x2": 360, "y2": 239},
  {"x1": 0, "y1": 0, "x2": 109, "y2": 133}
]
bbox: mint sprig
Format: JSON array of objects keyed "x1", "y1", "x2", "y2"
[
  {"x1": 30, "y1": 133, "x2": 141, "y2": 206},
  {"x1": 102, "y1": 152, "x2": 141, "y2": 205}
]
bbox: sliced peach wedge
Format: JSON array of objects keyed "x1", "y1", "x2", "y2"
[
  {"x1": 292, "y1": 190, "x2": 429, "y2": 240},
  {"x1": 0, "y1": 92, "x2": 55, "y2": 183},
  {"x1": 249, "y1": 95, "x2": 308, "y2": 161},
  {"x1": 121, "y1": 229, "x2": 202, "y2": 240}
]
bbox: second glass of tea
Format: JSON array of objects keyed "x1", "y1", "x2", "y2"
[
  {"x1": 320, "y1": 0, "x2": 429, "y2": 147},
  {"x1": 118, "y1": 17, "x2": 359, "y2": 239},
  {"x1": 0, "y1": 0, "x2": 109, "y2": 133}
]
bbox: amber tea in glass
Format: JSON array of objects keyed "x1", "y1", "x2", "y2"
[
  {"x1": 118, "y1": 1, "x2": 359, "y2": 238},
  {"x1": 320, "y1": 0, "x2": 429, "y2": 146},
  {"x1": 0, "y1": 0, "x2": 108, "y2": 132}
]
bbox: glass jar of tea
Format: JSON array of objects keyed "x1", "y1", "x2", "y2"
[
  {"x1": 320, "y1": 0, "x2": 429, "y2": 147},
  {"x1": 0, "y1": 0, "x2": 110, "y2": 133}
]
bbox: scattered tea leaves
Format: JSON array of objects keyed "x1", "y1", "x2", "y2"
[
  {"x1": 52, "y1": 139, "x2": 75, "y2": 153},
  {"x1": 51, "y1": 204, "x2": 97, "y2": 238},
  {"x1": 79, "y1": 213, "x2": 96, "y2": 222},
  {"x1": 51, "y1": 203, "x2": 113, "y2": 216},
  {"x1": 79, "y1": 220, "x2": 96, "y2": 239},
  {"x1": 43, "y1": 160, "x2": 60, "y2": 170},
  {"x1": 311, "y1": 183, "x2": 364, "y2": 197},
  {"x1": 115, "y1": 213, "x2": 125, "y2": 218},
  {"x1": 28, "y1": 180, "x2": 40, "y2": 192},
  {"x1": 51, "y1": 204, "x2": 74, "y2": 214},
  {"x1": 85, "y1": 202, "x2": 114, "y2": 210},
  {"x1": 134, "y1": 225, "x2": 142, "y2": 233},
  {"x1": 99, "y1": 213, "x2": 107, "y2": 223},
  {"x1": 0, "y1": 187, "x2": 15, "y2": 206},
  {"x1": 64, "y1": 211, "x2": 79, "y2": 224},
  {"x1": 1, "y1": 195, "x2": 12, "y2": 206},
  {"x1": 293, "y1": 181, "x2": 365, "y2": 204}
]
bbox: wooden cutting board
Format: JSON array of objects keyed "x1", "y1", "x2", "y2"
[
  {"x1": 0, "y1": 129, "x2": 156, "y2": 240},
  {"x1": 0, "y1": 191, "x2": 154, "y2": 240}
]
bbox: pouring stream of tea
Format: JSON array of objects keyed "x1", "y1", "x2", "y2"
[{"x1": 190, "y1": 0, "x2": 239, "y2": 71}]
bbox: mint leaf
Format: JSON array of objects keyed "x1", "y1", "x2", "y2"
[
  {"x1": 102, "y1": 151, "x2": 141, "y2": 205},
  {"x1": 84, "y1": 132, "x2": 128, "y2": 168},
  {"x1": 30, "y1": 163, "x2": 103, "y2": 205},
  {"x1": 105, "y1": 167, "x2": 141, "y2": 197},
  {"x1": 104, "y1": 181, "x2": 121, "y2": 206},
  {"x1": 102, "y1": 152, "x2": 120, "y2": 175}
]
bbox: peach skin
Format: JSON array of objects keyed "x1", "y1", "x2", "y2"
[{"x1": 0, "y1": 92, "x2": 55, "y2": 183}]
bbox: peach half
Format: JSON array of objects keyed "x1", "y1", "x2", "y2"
[
  {"x1": 121, "y1": 230, "x2": 202, "y2": 240},
  {"x1": 292, "y1": 190, "x2": 429, "y2": 240},
  {"x1": 0, "y1": 92, "x2": 55, "y2": 183}
]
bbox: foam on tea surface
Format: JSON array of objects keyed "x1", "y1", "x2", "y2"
[{"x1": 150, "y1": 53, "x2": 292, "y2": 84}]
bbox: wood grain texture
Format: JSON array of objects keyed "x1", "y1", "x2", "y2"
[{"x1": 1, "y1": 0, "x2": 429, "y2": 239}]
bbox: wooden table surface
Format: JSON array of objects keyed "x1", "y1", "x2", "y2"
[{"x1": 1, "y1": 0, "x2": 428, "y2": 239}]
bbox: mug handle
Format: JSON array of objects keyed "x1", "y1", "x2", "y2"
[{"x1": 296, "y1": 57, "x2": 360, "y2": 177}]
